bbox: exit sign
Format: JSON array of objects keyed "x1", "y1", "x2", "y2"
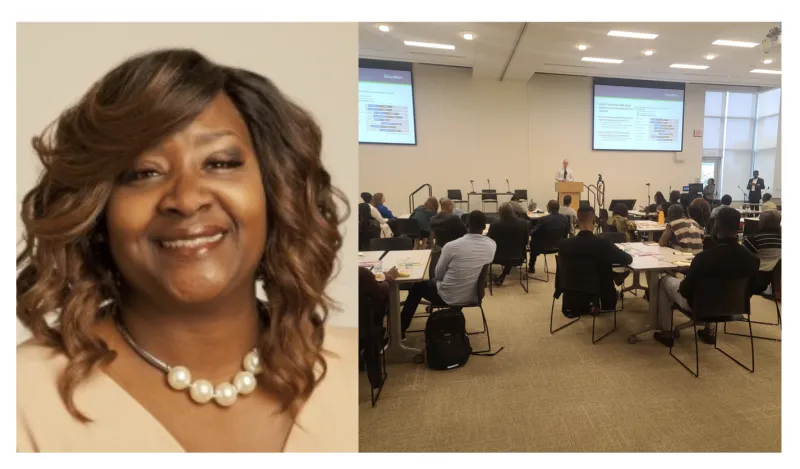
[{"x1": 693, "y1": 130, "x2": 703, "y2": 137}]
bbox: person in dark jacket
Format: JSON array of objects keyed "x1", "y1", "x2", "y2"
[
  {"x1": 358, "y1": 202, "x2": 380, "y2": 251},
  {"x1": 528, "y1": 200, "x2": 570, "y2": 273},
  {"x1": 487, "y1": 202, "x2": 529, "y2": 285},
  {"x1": 430, "y1": 198, "x2": 467, "y2": 247},
  {"x1": 654, "y1": 207, "x2": 759, "y2": 347},
  {"x1": 409, "y1": 196, "x2": 439, "y2": 239},
  {"x1": 358, "y1": 266, "x2": 398, "y2": 389},
  {"x1": 556, "y1": 207, "x2": 633, "y2": 315}
]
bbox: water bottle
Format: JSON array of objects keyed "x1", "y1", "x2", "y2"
[{"x1": 657, "y1": 209, "x2": 665, "y2": 225}]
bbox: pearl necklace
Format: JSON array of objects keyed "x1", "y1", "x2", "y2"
[{"x1": 115, "y1": 316, "x2": 263, "y2": 407}]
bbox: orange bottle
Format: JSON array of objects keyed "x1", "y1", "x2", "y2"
[{"x1": 657, "y1": 210, "x2": 665, "y2": 225}]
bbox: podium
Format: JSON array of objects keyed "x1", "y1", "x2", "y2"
[{"x1": 555, "y1": 182, "x2": 582, "y2": 210}]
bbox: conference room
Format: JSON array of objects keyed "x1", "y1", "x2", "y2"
[{"x1": 357, "y1": 22, "x2": 782, "y2": 452}]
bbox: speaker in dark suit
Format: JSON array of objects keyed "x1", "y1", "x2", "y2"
[{"x1": 747, "y1": 170, "x2": 765, "y2": 206}]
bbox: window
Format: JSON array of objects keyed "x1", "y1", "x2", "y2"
[{"x1": 702, "y1": 88, "x2": 781, "y2": 201}]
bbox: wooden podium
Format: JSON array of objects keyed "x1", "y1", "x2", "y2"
[{"x1": 555, "y1": 181, "x2": 582, "y2": 210}]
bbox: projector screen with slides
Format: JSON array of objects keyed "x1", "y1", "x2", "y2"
[
  {"x1": 358, "y1": 59, "x2": 417, "y2": 145},
  {"x1": 593, "y1": 78, "x2": 685, "y2": 152}
]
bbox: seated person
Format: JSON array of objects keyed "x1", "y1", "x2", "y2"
[
  {"x1": 659, "y1": 204, "x2": 704, "y2": 255},
  {"x1": 710, "y1": 194, "x2": 732, "y2": 218},
  {"x1": 609, "y1": 202, "x2": 636, "y2": 241},
  {"x1": 358, "y1": 265, "x2": 398, "y2": 378},
  {"x1": 666, "y1": 190, "x2": 682, "y2": 214},
  {"x1": 409, "y1": 196, "x2": 439, "y2": 240},
  {"x1": 487, "y1": 202, "x2": 529, "y2": 285},
  {"x1": 689, "y1": 197, "x2": 711, "y2": 231},
  {"x1": 358, "y1": 202, "x2": 381, "y2": 251},
  {"x1": 558, "y1": 195, "x2": 578, "y2": 235},
  {"x1": 649, "y1": 191, "x2": 668, "y2": 214},
  {"x1": 371, "y1": 192, "x2": 394, "y2": 219},
  {"x1": 743, "y1": 210, "x2": 781, "y2": 294},
  {"x1": 400, "y1": 211, "x2": 496, "y2": 334},
  {"x1": 362, "y1": 192, "x2": 393, "y2": 238},
  {"x1": 761, "y1": 193, "x2": 778, "y2": 211},
  {"x1": 430, "y1": 198, "x2": 467, "y2": 247},
  {"x1": 557, "y1": 207, "x2": 633, "y2": 316},
  {"x1": 528, "y1": 200, "x2": 570, "y2": 273},
  {"x1": 510, "y1": 194, "x2": 531, "y2": 219},
  {"x1": 654, "y1": 208, "x2": 759, "y2": 346}
]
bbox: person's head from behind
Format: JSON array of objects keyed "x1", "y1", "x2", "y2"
[
  {"x1": 759, "y1": 210, "x2": 781, "y2": 233},
  {"x1": 667, "y1": 204, "x2": 685, "y2": 223},
  {"x1": 361, "y1": 192, "x2": 372, "y2": 204},
  {"x1": 669, "y1": 190, "x2": 680, "y2": 203},
  {"x1": 763, "y1": 192, "x2": 772, "y2": 202},
  {"x1": 440, "y1": 198, "x2": 454, "y2": 214},
  {"x1": 612, "y1": 202, "x2": 628, "y2": 218},
  {"x1": 547, "y1": 199, "x2": 559, "y2": 214},
  {"x1": 680, "y1": 194, "x2": 690, "y2": 210},
  {"x1": 563, "y1": 195, "x2": 572, "y2": 207},
  {"x1": 467, "y1": 210, "x2": 487, "y2": 234},
  {"x1": 654, "y1": 191, "x2": 666, "y2": 205},
  {"x1": 577, "y1": 207, "x2": 595, "y2": 231},
  {"x1": 372, "y1": 192, "x2": 385, "y2": 206},
  {"x1": 688, "y1": 205, "x2": 704, "y2": 226},
  {"x1": 690, "y1": 197, "x2": 710, "y2": 224},
  {"x1": 510, "y1": 194, "x2": 519, "y2": 202},
  {"x1": 721, "y1": 194, "x2": 732, "y2": 206},
  {"x1": 16, "y1": 48, "x2": 345, "y2": 420},
  {"x1": 498, "y1": 202, "x2": 514, "y2": 220},
  {"x1": 715, "y1": 207, "x2": 741, "y2": 238},
  {"x1": 423, "y1": 196, "x2": 439, "y2": 213}
]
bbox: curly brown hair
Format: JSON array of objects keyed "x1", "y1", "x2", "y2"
[{"x1": 16, "y1": 49, "x2": 347, "y2": 422}]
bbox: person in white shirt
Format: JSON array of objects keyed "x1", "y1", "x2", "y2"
[
  {"x1": 555, "y1": 159, "x2": 574, "y2": 182},
  {"x1": 361, "y1": 192, "x2": 393, "y2": 238}
]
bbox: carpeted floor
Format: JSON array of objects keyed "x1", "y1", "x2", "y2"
[{"x1": 359, "y1": 260, "x2": 782, "y2": 452}]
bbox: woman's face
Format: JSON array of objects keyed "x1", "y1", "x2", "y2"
[{"x1": 105, "y1": 93, "x2": 268, "y2": 304}]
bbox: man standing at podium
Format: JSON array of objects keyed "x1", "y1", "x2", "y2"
[
  {"x1": 555, "y1": 159, "x2": 574, "y2": 182},
  {"x1": 747, "y1": 170, "x2": 765, "y2": 209}
]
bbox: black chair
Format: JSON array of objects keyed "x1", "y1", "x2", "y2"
[
  {"x1": 369, "y1": 237, "x2": 413, "y2": 252},
  {"x1": 725, "y1": 259, "x2": 781, "y2": 342},
  {"x1": 668, "y1": 277, "x2": 754, "y2": 377},
  {"x1": 394, "y1": 218, "x2": 422, "y2": 242},
  {"x1": 481, "y1": 189, "x2": 498, "y2": 213},
  {"x1": 743, "y1": 219, "x2": 759, "y2": 236},
  {"x1": 430, "y1": 266, "x2": 501, "y2": 355},
  {"x1": 488, "y1": 233, "x2": 529, "y2": 294},
  {"x1": 460, "y1": 213, "x2": 469, "y2": 225},
  {"x1": 603, "y1": 223, "x2": 618, "y2": 233},
  {"x1": 359, "y1": 295, "x2": 388, "y2": 407},
  {"x1": 549, "y1": 255, "x2": 620, "y2": 343},
  {"x1": 598, "y1": 232, "x2": 628, "y2": 243},
  {"x1": 447, "y1": 189, "x2": 469, "y2": 211},
  {"x1": 530, "y1": 228, "x2": 566, "y2": 283}
]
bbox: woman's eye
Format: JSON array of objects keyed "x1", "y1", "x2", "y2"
[
  {"x1": 119, "y1": 169, "x2": 161, "y2": 183},
  {"x1": 206, "y1": 159, "x2": 244, "y2": 170}
]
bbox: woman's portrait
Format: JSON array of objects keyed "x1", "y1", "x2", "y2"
[{"x1": 16, "y1": 24, "x2": 358, "y2": 453}]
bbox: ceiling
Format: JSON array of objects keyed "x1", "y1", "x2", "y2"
[{"x1": 359, "y1": 22, "x2": 782, "y2": 87}]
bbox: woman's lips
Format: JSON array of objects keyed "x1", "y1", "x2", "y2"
[{"x1": 153, "y1": 226, "x2": 229, "y2": 256}]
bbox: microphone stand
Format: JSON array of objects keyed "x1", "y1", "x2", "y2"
[
  {"x1": 506, "y1": 179, "x2": 511, "y2": 193},
  {"x1": 737, "y1": 185, "x2": 748, "y2": 206},
  {"x1": 646, "y1": 183, "x2": 651, "y2": 209},
  {"x1": 487, "y1": 179, "x2": 491, "y2": 190},
  {"x1": 470, "y1": 180, "x2": 475, "y2": 193}
]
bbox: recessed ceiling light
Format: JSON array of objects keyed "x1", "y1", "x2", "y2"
[
  {"x1": 705, "y1": 54, "x2": 716, "y2": 60},
  {"x1": 608, "y1": 30, "x2": 658, "y2": 40},
  {"x1": 461, "y1": 32, "x2": 475, "y2": 40},
  {"x1": 712, "y1": 39, "x2": 759, "y2": 48},
  {"x1": 582, "y1": 57, "x2": 624, "y2": 64},
  {"x1": 377, "y1": 24, "x2": 391, "y2": 33},
  {"x1": 404, "y1": 40, "x2": 456, "y2": 50},
  {"x1": 670, "y1": 64, "x2": 710, "y2": 70},
  {"x1": 577, "y1": 43, "x2": 588, "y2": 51},
  {"x1": 762, "y1": 58, "x2": 774, "y2": 64},
  {"x1": 750, "y1": 69, "x2": 782, "y2": 75},
  {"x1": 643, "y1": 49, "x2": 655, "y2": 56}
]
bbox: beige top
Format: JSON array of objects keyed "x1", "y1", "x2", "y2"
[{"x1": 17, "y1": 327, "x2": 357, "y2": 452}]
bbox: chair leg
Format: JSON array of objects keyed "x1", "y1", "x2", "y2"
[
  {"x1": 724, "y1": 299, "x2": 781, "y2": 342},
  {"x1": 670, "y1": 313, "x2": 700, "y2": 377},
  {"x1": 488, "y1": 264, "x2": 494, "y2": 296},
  {"x1": 530, "y1": 254, "x2": 551, "y2": 283},
  {"x1": 550, "y1": 296, "x2": 579, "y2": 334},
  {"x1": 519, "y1": 261, "x2": 529, "y2": 293},
  {"x1": 467, "y1": 306, "x2": 491, "y2": 354},
  {"x1": 716, "y1": 319, "x2": 755, "y2": 373},
  {"x1": 591, "y1": 307, "x2": 617, "y2": 344}
]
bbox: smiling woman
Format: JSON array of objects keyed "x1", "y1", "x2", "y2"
[{"x1": 16, "y1": 47, "x2": 355, "y2": 452}]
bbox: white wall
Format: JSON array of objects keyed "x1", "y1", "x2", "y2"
[
  {"x1": 527, "y1": 74, "x2": 704, "y2": 209},
  {"x1": 359, "y1": 64, "x2": 529, "y2": 214},
  {"x1": 16, "y1": 23, "x2": 359, "y2": 343}
]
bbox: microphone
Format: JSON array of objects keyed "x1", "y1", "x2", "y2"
[
  {"x1": 506, "y1": 179, "x2": 510, "y2": 192},
  {"x1": 646, "y1": 182, "x2": 651, "y2": 186},
  {"x1": 487, "y1": 178, "x2": 491, "y2": 190},
  {"x1": 470, "y1": 180, "x2": 475, "y2": 192}
]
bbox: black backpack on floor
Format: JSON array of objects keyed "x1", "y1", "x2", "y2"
[{"x1": 424, "y1": 308, "x2": 471, "y2": 370}]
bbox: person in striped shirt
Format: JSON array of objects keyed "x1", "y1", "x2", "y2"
[
  {"x1": 743, "y1": 210, "x2": 781, "y2": 293},
  {"x1": 659, "y1": 205, "x2": 704, "y2": 254}
]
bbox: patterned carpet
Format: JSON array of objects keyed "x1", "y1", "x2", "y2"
[{"x1": 359, "y1": 261, "x2": 782, "y2": 452}]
